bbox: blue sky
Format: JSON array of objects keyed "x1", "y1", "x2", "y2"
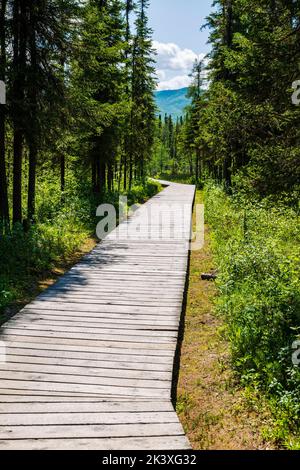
[{"x1": 148, "y1": 0, "x2": 213, "y2": 90}]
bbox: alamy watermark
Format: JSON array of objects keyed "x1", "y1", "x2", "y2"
[
  {"x1": 292, "y1": 80, "x2": 300, "y2": 105},
  {"x1": 292, "y1": 340, "x2": 300, "y2": 366},
  {"x1": 96, "y1": 196, "x2": 204, "y2": 251},
  {"x1": 0, "y1": 80, "x2": 6, "y2": 105},
  {"x1": 0, "y1": 341, "x2": 6, "y2": 364}
]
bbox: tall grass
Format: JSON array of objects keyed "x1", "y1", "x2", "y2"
[{"x1": 205, "y1": 183, "x2": 300, "y2": 447}]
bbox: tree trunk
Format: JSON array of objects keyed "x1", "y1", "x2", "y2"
[
  {"x1": 27, "y1": 143, "x2": 37, "y2": 222},
  {"x1": 123, "y1": 152, "x2": 127, "y2": 190},
  {"x1": 195, "y1": 149, "x2": 200, "y2": 182},
  {"x1": 225, "y1": 0, "x2": 233, "y2": 48},
  {"x1": 189, "y1": 158, "x2": 193, "y2": 177},
  {"x1": 92, "y1": 156, "x2": 97, "y2": 193},
  {"x1": 218, "y1": 1, "x2": 234, "y2": 186},
  {"x1": 99, "y1": 160, "x2": 106, "y2": 192},
  {"x1": 27, "y1": 1, "x2": 38, "y2": 223},
  {"x1": 107, "y1": 163, "x2": 113, "y2": 192},
  {"x1": 13, "y1": 130, "x2": 23, "y2": 224},
  {"x1": 129, "y1": 154, "x2": 133, "y2": 189},
  {"x1": 223, "y1": 154, "x2": 232, "y2": 189},
  {"x1": 12, "y1": 0, "x2": 27, "y2": 225},
  {"x1": 60, "y1": 154, "x2": 65, "y2": 194},
  {"x1": 123, "y1": 1, "x2": 133, "y2": 191},
  {"x1": 0, "y1": 0, "x2": 9, "y2": 229}
]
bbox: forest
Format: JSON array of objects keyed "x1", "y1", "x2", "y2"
[
  {"x1": 0, "y1": 0, "x2": 299, "y2": 449},
  {"x1": 0, "y1": 0, "x2": 160, "y2": 312}
]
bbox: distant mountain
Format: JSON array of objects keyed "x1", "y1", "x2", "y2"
[{"x1": 154, "y1": 87, "x2": 191, "y2": 120}]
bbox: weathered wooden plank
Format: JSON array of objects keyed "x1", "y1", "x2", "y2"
[
  {"x1": 37, "y1": 289, "x2": 184, "y2": 299},
  {"x1": 0, "y1": 334, "x2": 176, "y2": 352},
  {"x1": 64, "y1": 269, "x2": 186, "y2": 277},
  {"x1": 19, "y1": 308, "x2": 180, "y2": 322},
  {"x1": 0, "y1": 366, "x2": 171, "y2": 396},
  {"x1": 35, "y1": 295, "x2": 182, "y2": 307},
  {"x1": 39, "y1": 289, "x2": 183, "y2": 299},
  {"x1": 4, "y1": 323, "x2": 178, "y2": 339},
  {"x1": 55, "y1": 274, "x2": 186, "y2": 282},
  {"x1": 0, "y1": 369, "x2": 171, "y2": 390},
  {"x1": 4, "y1": 355, "x2": 172, "y2": 375},
  {"x1": 63, "y1": 258, "x2": 185, "y2": 267},
  {"x1": 47, "y1": 280, "x2": 182, "y2": 292},
  {"x1": 0, "y1": 422, "x2": 184, "y2": 439},
  {"x1": 0, "y1": 435, "x2": 189, "y2": 450},
  {"x1": 0, "y1": 390, "x2": 152, "y2": 401},
  {"x1": 0, "y1": 362, "x2": 171, "y2": 381},
  {"x1": 7, "y1": 314, "x2": 179, "y2": 330},
  {"x1": 0, "y1": 401, "x2": 174, "y2": 414},
  {"x1": 0, "y1": 411, "x2": 178, "y2": 426},
  {"x1": 24, "y1": 301, "x2": 179, "y2": 315},
  {"x1": 3, "y1": 341, "x2": 175, "y2": 363},
  {"x1": 0, "y1": 379, "x2": 171, "y2": 399}
]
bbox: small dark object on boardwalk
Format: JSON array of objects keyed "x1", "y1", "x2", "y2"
[{"x1": 201, "y1": 271, "x2": 217, "y2": 281}]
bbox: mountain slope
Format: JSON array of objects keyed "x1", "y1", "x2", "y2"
[{"x1": 154, "y1": 88, "x2": 190, "y2": 120}]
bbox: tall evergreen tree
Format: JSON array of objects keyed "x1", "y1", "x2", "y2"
[
  {"x1": 72, "y1": 0, "x2": 126, "y2": 194},
  {"x1": 186, "y1": 59, "x2": 205, "y2": 183},
  {"x1": 183, "y1": 0, "x2": 300, "y2": 198},
  {"x1": 11, "y1": 0, "x2": 27, "y2": 224},
  {"x1": 122, "y1": 0, "x2": 135, "y2": 190},
  {"x1": 131, "y1": 0, "x2": 156, "y2": 183}
]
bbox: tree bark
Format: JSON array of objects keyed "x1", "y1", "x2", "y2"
[
  {"x1": 92, "y1": 156, "x2": 97, "y2": 193},
  {"x1": 129, "y1": 154, "x2": 133, "y2": 189},
  {"x1": 123, "y1": 1, "x2": 133, "y2": 191},
  {"x1": 107, "y1": 162, "x2": 113, "y2": 192},
  {"x1": 27, "y1": 1, "x2": 38, "y2": 222},
  {"x1": 221, "y1": 1, "x2": 233, "y2": 187},
  {"x1": 195, "y1": 148, "x2": 200, "y2": 182},
  {"x1": 223, "y1": 154, "x2": 232, "y2": 189},
  {"x1": 12, "y1": 0, "x2": 27, "y2": 225},
  {"x1": 123, "y1": 152, "x2": 127, "y2": 190},
  {"x1": 99, "y1": 161, "x2": 106, "y2": 191},
  {"x1": 0, "y1": 0, "x2": 9, "y2": 229},
  {"x1": 60, "y1": 154, "x2": 65, "y2": 195},
  {"x1": 27, "y1": 143, "x2": 37, "y2": 223}
]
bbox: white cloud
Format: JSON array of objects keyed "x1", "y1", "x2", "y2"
[
  {"x1": 156, "y1": 69, "x2": 166, "y2": 81},
  {"x1": 153, "y1": 40, "x2": 206, "y2": 91},
  {"x1": 153, "y1": 41, "x2": 203, "y2": 71},
  {"x1": 157, "y1": 75, "x2": 192, "y2": 91}
]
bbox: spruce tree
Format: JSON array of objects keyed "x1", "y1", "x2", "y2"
[
  {"x1": 131, "y1": 0, "x2": 156, "y2": 183},
  {"x1": 72, "y1": 0, "x2": 126, "y2": 193}
]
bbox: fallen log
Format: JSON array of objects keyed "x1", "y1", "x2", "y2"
[{"x1": 201, "y1": 271, "x2": 218, "y2": 281}]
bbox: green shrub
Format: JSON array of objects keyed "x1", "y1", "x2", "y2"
[
  {"x1": 0, "y1": 176, "x2": 161, "y2": 316},
  {"x1": 205, "y1": 182, "x2": 300, "y2": 444}
]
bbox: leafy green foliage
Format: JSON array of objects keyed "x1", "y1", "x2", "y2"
[
  {"x1": 181, "y1": 0, "x2": 300, "y2": 202},
  {"x1": 205, "y1": 183, "x2": 300, "y2": 446},
  {"x1": 0, "y1": 175, "x2": 161, "y2": 315}
]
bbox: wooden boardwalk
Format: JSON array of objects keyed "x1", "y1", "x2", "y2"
[{"x1": 0, "y1": 181, "x2": 195, "y2": 450}]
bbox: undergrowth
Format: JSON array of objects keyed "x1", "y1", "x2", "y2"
[
  {"x1": 205, "y1": 183, "x2": 300, "y2": 448},
  {"x1": 0, "y1": 177, "x2": 161, "y2": 317}
]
